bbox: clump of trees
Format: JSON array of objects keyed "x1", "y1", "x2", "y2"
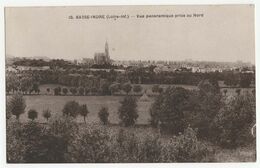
[
  {"x1": 150, "y1": 79, "x2": 255, "y2": 148},
  {"x1": 62, "y1": 101, "x2": 90, "y2": 123},
  {"x1": 62, "y1": 101, "x2": 80, "y2": 118},
  {"x1": 185, "y1": 79, "x2": 222, "y2": 139},
  {"x1": 150, "y1": 87, "x2": 190, "y2": 135},
  {"x1": 213, "y1": 93, "x2": 255, "y2": 148}
]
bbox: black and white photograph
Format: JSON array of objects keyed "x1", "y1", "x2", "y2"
[{"x1": 3, "y1": 4, "x2": 257, "y2": 164}]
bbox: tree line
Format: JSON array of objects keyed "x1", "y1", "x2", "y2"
[{"x1": 6, "y1": 66, "x2": 255, "y2": 95}]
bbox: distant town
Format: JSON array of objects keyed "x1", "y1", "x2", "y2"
[{"x1": 6, "y1": 41, "x2": 255, "y2": 74}]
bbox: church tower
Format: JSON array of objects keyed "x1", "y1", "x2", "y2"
[{"x1": 105, "y1": 40, "x2": 109, "y2": 60}]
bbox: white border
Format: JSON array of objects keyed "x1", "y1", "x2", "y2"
[{"x1": 0, "y1": 0, "x2": 259, "y2": 168}]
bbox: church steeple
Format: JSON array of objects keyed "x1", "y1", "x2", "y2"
[{"x1": 105, "y1": 40, "x2": 109, "y2": 59}]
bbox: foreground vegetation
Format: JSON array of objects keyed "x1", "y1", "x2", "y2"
[
  {"x1": 6, "y1": 79, "x2": 256, "y2": 162},
  {"x1": 7, "y1": 118, "x2": 212, "y2": 163}
]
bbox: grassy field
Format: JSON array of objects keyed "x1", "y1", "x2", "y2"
[{"x1": 7, "y1": 95, "x2": 154, "y2": 124}]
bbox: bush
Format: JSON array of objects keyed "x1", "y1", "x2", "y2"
[
  {"x1": 7, "y1": 117, "x2": 77, "y2": 163},
  {"x1": 21, "y1": 122, "x2": 45, "y2": 163},
  {"x1": 6, "y1": 120, "x2": 25, "y2": 163},
  {"x1": 137, "y1": 134, "x2": 161, "y2": 162},
  {"x1": 6, "y1": 120, "x2": 211, "y2": 163},
  {"x1": 70, "y1": 124, "x2": 110, "y2": 163},
  {"x1": 118, "y1": 96, "x2": 138, "y2": 127},
  {"x1": 98, "y1": 107, "x2": 109, "y2": 125},
  {"x1": 160, "y1": 127, "x2": 210, "y2": 162}
]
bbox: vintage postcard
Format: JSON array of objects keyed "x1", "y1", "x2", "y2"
[{"x1": 4, "y1": 4, "x2": 256, "y2": 164}]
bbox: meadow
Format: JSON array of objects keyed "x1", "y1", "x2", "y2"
[
  {"x1": 7, "y1": 95, "x2": 154, "y2": 124},
  {"x1": 7, "y1": 83, "x2": 254, "y2": 124}
]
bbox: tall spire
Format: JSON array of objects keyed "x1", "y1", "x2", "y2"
[{"x1": 105, "y1": 40, "x2": 109, "y2": 59}]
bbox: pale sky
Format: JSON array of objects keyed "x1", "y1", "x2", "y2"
[{"x1": 5, "y1": 5, "x2": 255, "y2": 63}]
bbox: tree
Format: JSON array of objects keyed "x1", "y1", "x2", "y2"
[
  {"x1": 9, "y1": 94, "x2": 26, "y2": 120},
  {"x1": 223, "y1": 89, "x2": 228, "y2": 96},
  {"x1": 6, "y1": 73, "x2": 19, "y2": 94},
  {"x1": 28, "y1": 109, "x2": 38, "y2": 121},
  {"x1": 84, "y1": 88, "x2": 90, "y2": 95},
  {"x1": 198, "y1": 79, "x2": 219, "y2": 95},
  {"x1": 158, "y1": 87, "x2": 163, "y2": 94},
  {"x1": 100, "y1": 81, "x2": 111, "y2": 95},
  {"x1": 252, "y1": 89, "x2": 255, "y2": 96},
  {"x1": 20, "y1": 77, "x2": 33, "y2": 94},
  {"x1": 43, "y1": 109, "x2": 51, "y2": 122},
  {"x1": 236, "y1": 88, "x2": 241, "y2": 96},
  {"x1": 224, "y1": 72, "x2": 239, "y2": 87},
  {"x1": 118, "y1": 96, "x2": 138, "y2": 127},
  {"x1": 54, "y1": 87, "x2": 61, "y2": 95},
  {"x1": 62, "y1": 101, "x2": 80, "y2": 118},
  {"x1": 122, "y1": 83, "x2": 132, "y2": 95},
  {"x1": 133, "y1": 85, "x2": 142, "y2": 94},
  {"x1": 109, "y1": 83, "x2": 120, "y2": 95},
  {"x1": 46, "y1": 88, "x2": 50, "y2": 94},
  {"x1": 62, "y1": 88, "x2": 68, "y2": 95},
  {"x1": 6, "y1": 101, "x2": 12, "y2": 120},
  {"x1": 240, "y1": 73, "x2": 252, "y2": 88},
  {"x1": 91, "y1": 87, "x2": 98, "y2": 95},
  {"x1": 79, "y1": 104, "x2": 89, "y2": 123},
  {"x1": 98, "y1": 107, "x2": 109, "y2": 125},
  {"x1": 32, "y1": 83, "x2": 40, "y2": 94},
  {"x1": 70, "y1": 87, "x2": 77, "y2": 95},
  {"x1": 152, "y1": 85, "x2": 163, "y2": 93},
  {"x1": 78, "y1": 87, "x2": 85, "y2": 96},
  {"x1": 150, "y1": 87, "x2": 189, "y2": 135},
  {"x1": 184, "y1": 80, "x2": 222, "y2": 139}
]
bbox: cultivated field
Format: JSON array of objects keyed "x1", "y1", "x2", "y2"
[{"x1": 7, "y1": 95, "x2": 154, "y2": 124}]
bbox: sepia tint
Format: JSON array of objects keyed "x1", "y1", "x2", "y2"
[{"x1": 5, "y1": 5, "x2": 256, "y2": 163}]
